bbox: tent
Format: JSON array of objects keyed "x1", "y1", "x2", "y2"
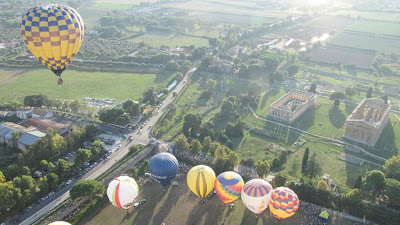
[{"x1": 319, "y1": 210, "x2": 330, "y2": 222}]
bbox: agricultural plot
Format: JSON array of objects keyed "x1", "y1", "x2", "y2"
[
  {"x1": 329, "y1": 32, "x2": 400, "y2": 52},
  {"x1": 126, "y1": 32, "x2": 209, "y2": 48},
  {"x1": 193, "y1": 11, "x2": 276, "y2": 26},
  {"x1": 82, "y1": 181, "x2": 358, "y2": 225},
  {"x1": 277, "y1": 15, "x2": 355, "y2": 40},
  {"x1": 0, "y1": 69, "x2": 174, "y2": 103},
  {"x1": 309, "y1": 46, "x2": 375, "y2": 68},
  {"x1": 93, "y1": 0, "x2": 158, "y2": 4},
  {"x1": 0, "y1": 68, "x2": 32, "y2": 88},
  {"x1": 92, "y1": 3, "x2": 134, "y2": 10},
  {"x1": 346, "y1": 21, "x2": 400, "y2": 37},
  {"x1": 332, "y1": 10, "x2": 400, "y2": 22}
]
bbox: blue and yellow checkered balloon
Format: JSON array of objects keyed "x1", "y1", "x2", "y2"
[{"x1": 20, "y1": 5, "x2": 84, "y2": 84}]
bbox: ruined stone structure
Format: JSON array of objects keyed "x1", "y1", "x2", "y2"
[
  {"x1": 268, "y1": 89, "x2": 317, "y2": 123},
  {"x1": 344, "y1": 98, "x2": 391, "y2": 147}
]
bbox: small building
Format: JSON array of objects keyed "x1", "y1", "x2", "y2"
[
  {"x1": 0, "y1": 111, "x2": 16, "y2": 118},
  {"x1": 0, "y1": 122, "x2": 27, "y2": 145},
  {"x1": 20, "y1": 118, "x2": 70, "y2": 136},
  {"x1": 17, "y1": 130, "x2": 46, "y2": 151},
  {"x1": 15, "y1": 109, "x2": 32, "y2": 119},
  {"x1": 32, "y1": 109, "x2": 53, "y2": 119}
]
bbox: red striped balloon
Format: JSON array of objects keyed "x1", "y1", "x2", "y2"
[
  {"x1": 269, "y1": 187, "x2": 299, "y2": 220},
  {"x1": 107, "y1": 176, "x2": 139, "y2": 209}
]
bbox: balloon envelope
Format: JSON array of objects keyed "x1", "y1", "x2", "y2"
[
  {"x1": 241, "y1": 179, "x2": 273, "y2": 215},
  {"x1": 107, "y1": 176, "x2": 139, "y2": 209},
  {"x1": 214, "y1": 171, "x2": 244, "y2": 204},
  {"x1": 187, "y1": 165, "x2": 216, "y2": 199},
  {"x1": 269, "y1": 187, "x2": 299, "y2": 220},
  {"x1": 20, "y1": 5, "x2": 84, "y2": 78},
  {"x1": 48, "y1": 222, "x2": 71, "y2": 225},
  {"x1": 149, "y1": 153, "x2": 179, "y2": 187}
]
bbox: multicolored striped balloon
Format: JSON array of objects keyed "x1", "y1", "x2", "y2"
[
  {"x1": 214, "y1": 171, "x2": 244, "y2": 204},
  {"x1": 48, "y1": 222, "x2": 71, "y2": 225},
  {"x1": 269, "y1": 187, "x2": 299, "y2": 220},
  {"x1": 241, "y1": 179, "x2": 273, "y2": 215},
  {"x1": 107, "y1": 176, "x2": 139, "y2": 209},
  {"x1": 20, "y1": 5, "x2": 84, "y2": 84},
  {"x1": 187, "y1": 165, "x2": 216, "y2": 199}
]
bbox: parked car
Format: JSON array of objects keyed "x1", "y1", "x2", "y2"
[
  {"x1": 134, "y1": 203, "x2": 140, "y2": 208},
  {"x1": 66, "y1": 180, "x2": 72, "y2": 185},
  {"x1": 140, "y1": 199, "x2": 146, "y2": 205},
  {"x1": 49, "y1": 191, "x2": 55, "y2": 197}
]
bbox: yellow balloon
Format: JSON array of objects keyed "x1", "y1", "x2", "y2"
[
  {"x1": 186, "y1": 165, "x2": 216, "y2": 199},
  {"x1": 48, "y1": 222, "x2": 71, "y2": 225},
  {"x1": 20, "y1": 5, "x2": 84, "y2": 84}
]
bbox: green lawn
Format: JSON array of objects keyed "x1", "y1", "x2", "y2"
[
  {"x1": 346, "y1": 21, "x2": 400, "y2": 37},
  {"x1": 81, "y1": 181, "x2": 358, "y2": 225},
  {"x1": 92, "y1": 3, "x2": 133, "y2": 9},
  {"x1": 0, "y1": 69, "x2": 174, "y2": 103},
  {"x1": 329, "y1": 32, "x2": 400, "y2": 52},
  {"x1": 126, "y1": 32, "x2": 210, "y2": 48},
  {"x1": 255, "y1": 89, "x2": 286, "y2": 117}
]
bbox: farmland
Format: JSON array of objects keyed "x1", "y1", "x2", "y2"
[
  {"x1": 0, "y1": 68, "x2": 32, "y2": 88},
  {"x1": 329, "y1": 31, "x2": 400, "y2": 52},
  {"x1": 81, "y1": 182, "x2": 358, "y2": 225},
  {"x1": 125, "y1": 32, "x2": 210, "y2": 48},
  {"x1": 309, "y1": 46, "x2": 375, "y2": 68},
  {"x1": 346, "y1": 21, "x2": 400, "y2": 37},
  {"x1": 0, "y1": 69, "x2": 175, "y2": 103}
]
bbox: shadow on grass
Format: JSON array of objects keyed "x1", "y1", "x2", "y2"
[
  {"x1": 260, "y1": 89, "x2": 280, "y2": 110},
  {"x1": 374, "y1": 120, "x2": 398, "y2": 157},
  {"x1": 150, "y1": 185, "x2": 182, "y2": 225},
  {"x1": 329, "y1": 107, "x2": 346, "y2": 128},
  {"x1": 154, "y1": 72, "x2": 174, "y2": 84}
]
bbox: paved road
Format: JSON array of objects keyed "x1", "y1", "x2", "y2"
[{"x1": 12, "y1": 65, "x2": 198, "y2": 225}]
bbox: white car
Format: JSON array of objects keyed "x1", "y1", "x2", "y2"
[
  {"x1": 49, "y1": 191, "x2": 55, "y2": 197},
  {"x1": 66, "y1": 180, "x2": 72, "y2": 185}
]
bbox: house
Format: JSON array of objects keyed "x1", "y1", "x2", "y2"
[
  {"x1": 0, "y1": 122, "x2": 27, "y2": 146},
  {"x1": 20, "y1": 118, "x2": 70, "y2": 136},
  {"x1": 0, "y1": 111, "x2": 16, "y2": 118},
  {"x1": 15, "y1": 109, "x2": 32, "y2": 119},
  {"x1": 17, "y1": 130, "x2": 46, "y2": 151},
  {"x1": 32, "y1": 109, "x2": 53, "y2": 119}
]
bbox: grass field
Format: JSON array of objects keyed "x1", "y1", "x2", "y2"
[
  {"x1": 333, "y1": 10, "x2": 400, "y2": 22},
  {"x1": 346, "y1": 21, "x2": 400, "y2": 37},
  {"x1": 309, "y1": 46, "x2": 375, "y2": 68},
  {"x1": 256, "y1": 89, "x2": 287, "y2": 117},
  {"x1": 0, "y1": 68, "x2": 32, "y2": 88},
  {"x1": 93, "y1": 0, "x2": 158, "y2": 4},
  {"x1": 92, "y1": 3, "x2": 134, "y2": 9},
  {"x1": 0, "y1": 69, "x2": 174, "y2": 103},
  {"x1": 81, "y1": 181, "x2": 358, "y2": 225},
  {"x1": 329, "y1": 31, "x2": 400, "y2": 52},
  {"x1": 126, "y1": 32, "x2": 210, "y2": 48}
]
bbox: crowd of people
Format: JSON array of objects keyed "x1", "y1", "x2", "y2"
[{"x1": 299, "y1": 202, "x2": 327, "y2": 225}]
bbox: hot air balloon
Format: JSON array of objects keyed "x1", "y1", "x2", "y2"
[
  {"x1": 269, "y1": 187, "x2": 299, "y2": 220},
  {"x1": 214, "y1": 171, "x2": 244, "y2": 207},
  {"x1": 187, "y1": 165, "x2": 216, "y2": 203},
  {"x1": 20, "y1": 5, "x2": 84, "y2": 84},
  {"x1": 149, "y1": 152, "x2": 179, "y2": 189},
  {"x1": 48, "y1": 222, "x2": 71, "y2": 225},
  {"x1": 107, "y1": 176, "x2": 139, "y2": 210},
  {"x1": 241, "y1": 179, "x2": 273, "y2": 217}
]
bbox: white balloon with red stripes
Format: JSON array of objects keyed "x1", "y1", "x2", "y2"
[{"x1": 107, "y1": 176, "x2": 139, "y2": 209}]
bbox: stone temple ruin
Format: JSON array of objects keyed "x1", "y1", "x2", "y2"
[
  {"x1": 344, "y1": 98, "x2": 391, "y2": 147},
  {"x1": 268, "y1": 89, "x2": 317, "y2": 123}
]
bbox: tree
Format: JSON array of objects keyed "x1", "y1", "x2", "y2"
[
  {"x1": 362, "y1": 170, "x2": 385, "y2": 202},
  {"x1": 256, "y1": 160, "x2": 270, "y2": 178},
  {"x1": 249, "y1": 81, "x2": 263, "y2": 97},
  {"x1": 208, "y1": 38, "x2": 218, "y2": 47},
  {"x1": 166, "y1": 60, "x2": 179, "y2": 71},
  {"x1": 85, "y1": 123, "x2": 97, "y2": 140},
  {"x1": 91, "y1": 140, "x2": 105, "y2": 159},
  {"x1": 345, "y1": 87, "x2": 356, "y2": 98},
  {"x1": 202, "y1": 136, "x2": 212, "y2": 153},
  {"x1": 70, "y1": 180, "x2": 104, "y2": 201},
  {"x1": 383, "y1": 154, "x2": 400, "y2": 181},
  {"x1": 227, "y1": 151, "x2": 240, "y2": 167},
  {"x1": 381, "y1": 95, "x2": 388, "y2": 104},
  {"x1": 309, "y1": 84, "x2": 317, "y2": 93},
  {"x1": 334, "y1": 99, "x2": 340, "y2": 107},
  {"x1": 301, "y1": 148, "x2": 309, "y2": 174},
  {"x1": 74, "y1": 148, "x2": 92, "y2": 168},
  {"x1": 366, "y1": 87, "x2": 373, "y2": 98},
  {"x1": 221, "y1": 100, "x2": 235, "y2": 117},
  {"x1": 129, "y1": 145, "x2": 139, "y2": 155},
  {"x1": 70, "y1": 99, "x2": 81, "y2": 114},
  {"x1": 46, "y1": 173, "x2": 59, "y2": 190},
  {"x1": 346, "y1": 188, "x2": 363, "y2": 202},
  {"x1": 271, "y1": 70, "x2": 284, "y2": 83},
  {"x1": 0, "y1": 171, "x2": 5, "y2": 183},
  {"x1": 206, "y1": 79, "x2": 217, "y2": 96},
  {"x1": 143, "y1": 87, "x2": 158, "y2": 106},
  {"x1": 354, "y1": 175, "x2": 362, "y2": 189},
  {"x1": 317, "y1": 180, "x2": 330, "y2": 190},
  {"x1": 190, "y1": 139, "x2": 201, "y2": 156},
  {"x1": 272, "y1": 171, "x2": 288, "y2": 187},
  {"x1": 57, "y1": 159, "x2": 69, "y2": 179},
  {"x1": 12, "y1": 131, "x2": 19, "y2": 150},
  {"x1": 306, "y1": 153, "x2": 321, "y2": 179},
  {"x1": 182, "y1": 113, "x2": 202, "y2": 138},
  {"x1": 214, "y1": 145, "x2": 227, "y2": 159},
  {"x1": 175, "y1": 135, "x2": 190, "y2": 153},
  {"x1": 329, "y1": 92, "x2": 345, "y2": 100},
  {"x1": 383, "y1": 178, "x2": 400, "y2": 208},
  {"x1": 287, "y1": 64, "x2": 299, "y2": 76},
  {"x1": 0, "y1": 182, "x2": 16, "y2": 211}
]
